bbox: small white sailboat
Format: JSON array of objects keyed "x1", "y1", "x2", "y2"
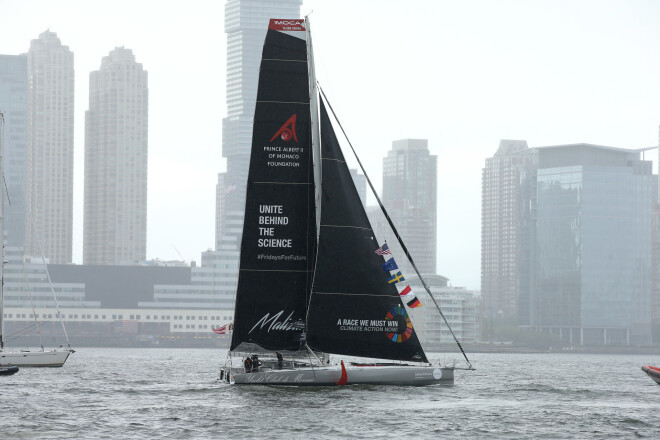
[
  {"x1": 0, "y1": 112, "x2": 73, "y2": 368},
  {"x1": 220, "y1": 18, "x2": 472, "y2": 386}
]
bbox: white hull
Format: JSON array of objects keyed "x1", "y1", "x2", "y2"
[
  {"x1": 226, "y1": 364, "x2": 454, "y2": 386},
  {"x1": 0, "y1": 349, "x2": 71, "y2": 367}
]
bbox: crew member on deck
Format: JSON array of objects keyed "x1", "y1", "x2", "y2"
[
  {"x1": 276, "y1": 352, "x2": 283, "y2": 369},
  {"x1": 251, "y1": 355, "x2": 262, "y2": 372},
  {"x1": 244, "y1": 356, "x2": 253, "y2": 373}
]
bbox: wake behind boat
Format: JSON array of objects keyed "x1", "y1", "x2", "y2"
[{"x1": 219, "y1": 18, "x2": 472, "y2": 386}]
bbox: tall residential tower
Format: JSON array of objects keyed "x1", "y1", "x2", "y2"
[
  {"x1": 83, "y1": 47, "x2": 148, "y2": 265},
  {"x1": 26, "y1": 31, "x2": 74, "y2": 263},
  {"x1": 481, "y1": 140, "x2": 529, "y2": 326},
  {"x1": 381, "y1": 139, "x2": 437, "y2": 275}
]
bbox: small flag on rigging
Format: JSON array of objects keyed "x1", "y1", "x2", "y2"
[
  {"x1": 381, "y1": 258, "x2": 398, "y2": 272},
  {"x1": 375, "y1": 243, "x2": 391, "y2": 255},
  {"x1": 387, "y1": 271, "x2": 405, "y2": 284},
  {"x1": 399, "y1": 285, "x2": 422, "y2": 308},
  {"x1": 213, "y1": 323, "x2": 233, "y2": 334},
  {"x1": 407, "y1": 297, "x2": 422, "y2": 308},
  {"x1": 399, "y1": 285, "x2": 414, "y2": 299}
]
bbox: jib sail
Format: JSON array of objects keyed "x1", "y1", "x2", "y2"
[{"x1": 306, "y1": 99, "x2": 428, "y2": 363}]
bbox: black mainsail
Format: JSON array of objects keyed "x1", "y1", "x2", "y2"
[
  {"x1": 230, "y1": 20, "x2": 316, "y2": 352},
  {"x1": 306, "y1": 101, "x2": 428, "y2": 363},
  {"x1": 231, "y1": 18, "x2": 428, "y2": 364}
]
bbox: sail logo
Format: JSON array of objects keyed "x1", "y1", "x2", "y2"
[
  {"x1": 269, "y1": 19, "x2": 306, "y2": 31},
  {"x1": 270, "y1": 114, "x2": 298, "y2": 142},
  {"x1": 249, "y1": 310, "x2": 304, "y2": 334},
  {"x1": 385, "y1": 306, "x2": 414, "y2": 343}
]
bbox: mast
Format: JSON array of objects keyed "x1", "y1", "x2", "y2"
[
  {"x1": 305, "y1": 16, "x2": 321, "y2": 241},
  {"x1": 0, "y1": 111, "x2": 4, "y2": 350}
]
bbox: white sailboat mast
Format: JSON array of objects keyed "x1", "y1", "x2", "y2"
[
  {"x1": 0, "y1": 111, "x2": 4, "y2": 350},
  {"x1": 305, "y1": 17, "x2": 321, "y2": 240}
]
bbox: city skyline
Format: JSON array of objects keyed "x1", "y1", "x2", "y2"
[{"x1": 1, "y1": 1, "x2": 660, "y2": 289}]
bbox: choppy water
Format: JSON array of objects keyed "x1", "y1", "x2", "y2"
[{"x1": 2, "y1": 349, "x2": 660, "y2": 439}]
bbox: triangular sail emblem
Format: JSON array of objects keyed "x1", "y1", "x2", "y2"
[{"x1": 270, "y1": 114, "x2": 298, "y2": 142}]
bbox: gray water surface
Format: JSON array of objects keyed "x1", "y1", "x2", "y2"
[{"x1": 1, "y1": 349, "x2": 659, "y2": 439}]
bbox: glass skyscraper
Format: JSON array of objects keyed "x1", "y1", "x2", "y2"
[{"x1": 518, "y1": 144, "x2": 654, "y2": 345}]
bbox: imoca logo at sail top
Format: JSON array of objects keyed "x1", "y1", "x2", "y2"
[{"x1": 269, "y1": 19, "x2": 306, "y2": 31}]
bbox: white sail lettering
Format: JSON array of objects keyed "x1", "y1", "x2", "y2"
[
  {"x1": 259, "y1": 205, "x2": 283, "y2": 214},
  {"x1": 258, "y1": 216, "x2": 289, "y2": 225},
  {"x1": 249, "y1": 311, "x2": 299, "y2": 334}
]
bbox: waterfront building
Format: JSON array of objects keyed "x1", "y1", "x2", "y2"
[
  {"x1": 2, "y1": 246, "x2": 98, "y2": 309},
  {"x1": 83, "y1": 47, "x2": 148, "y2": 265},
  {"x1": 4, "y1": 249, "x2": 237, "y2": 346},
  {"x1": 26, "y1": 31, "x2": 74, "y2": 263},
  {"x1": 652, "y1": 204, "x2": 660, "y2": 342},
  {"x1": 381, "y1": 139, "x2": 437, "y2": 275},
  {"x1": 518, "y1": 144, "x2": 654, "y2": 345},
  {"x1": 138, "y1": 249, "x2": 240, "y2": 311},
  {"x1": 406, "y1": 275, "x2": 480, "y2": 346},
  {"x1": 481, "y1": 140, "x2": 530, "y2": 328},
  {"x1": 2, "y1": 306, "x2": 235, "y2": 347},
  {"x1": 0, "y1": 55, "x2": 28, "y2": 247}
]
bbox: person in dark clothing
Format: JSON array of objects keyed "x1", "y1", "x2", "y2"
[
  {"x1": 251, "y1": 355, "x2": 262, "y2": 372},
  {"x1": 276, "y1": 352, "x2": 283, "y2": 369},
  {"x1": 244, "y1": 357, "x2": 253, "y2": 373}
]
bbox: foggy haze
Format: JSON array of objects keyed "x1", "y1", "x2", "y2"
[{"x1": 1, "y1": 0, "x2": 659, "y2": 289}]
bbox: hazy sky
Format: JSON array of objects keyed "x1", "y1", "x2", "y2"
[{"x1": 1, "y1": 0, "x2": 659, "y2": 289}]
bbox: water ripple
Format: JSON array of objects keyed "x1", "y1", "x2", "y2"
[{"x1": 2, "y1": 350, "x2": 660, "y2": 439}]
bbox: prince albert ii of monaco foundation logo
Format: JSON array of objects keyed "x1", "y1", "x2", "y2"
[{"x1": 270, "y1": 114, "x2": 298, "y2": 142}]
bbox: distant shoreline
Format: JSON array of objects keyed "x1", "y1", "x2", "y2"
[{"x1": 7, "y1": 337, "x2": 660, "y2": 355}]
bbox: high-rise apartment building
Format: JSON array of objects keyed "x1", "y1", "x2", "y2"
[
  {"x1": 83, "y1": 47, "x2": 148, "y2": 265},
  {"x1": 216, "y1": 0, "x2": 302, "y2": 251},
  {"x1": 481, "y1": 140, "x2": 529, "y2": 327},
  {"x1": 381, "y1": 139, "x2": 437, "y2": 275},
  {"x1": 518, "y1": 144, "x2": 654, "y2": 345},
  {"x1": 26, "y1": 31, "x2": 74, "y2": 263},
  {"x1": 0, "y1": 54, "x2": 28, "y2": 247}
]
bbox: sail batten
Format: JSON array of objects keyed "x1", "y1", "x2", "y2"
[{"x1": 314, "y1": 292, "x2": 401, "y2": 297}]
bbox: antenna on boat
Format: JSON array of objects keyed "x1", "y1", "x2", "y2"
[{"x1": 317, "y1": 85, "x2": 473, "y2": 370}]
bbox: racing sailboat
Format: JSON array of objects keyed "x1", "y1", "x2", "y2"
[{"x1": 221, "y1": 18, "x2": 472, "y2": 385}]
